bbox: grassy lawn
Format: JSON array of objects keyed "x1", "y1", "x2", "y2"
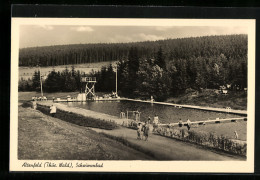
[
  {"x1": 175, "y1": 121, "x2": 247, "y2": 141},
  {"x1": 18, "y1": 105, "x2": 154, "y2": 160},
  {"x1": 167, "y1": 89, "x2": 247, "y2": 110}
]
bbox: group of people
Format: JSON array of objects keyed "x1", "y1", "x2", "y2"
[
  {"x1": 137, "y1": 122, "x2": 149, "y2": 141},
  {"x1": 136, "y1": 115, "x2": 194, "y2": 140},
  {"x1": 178, "y1": 119, "x2": 192, "y2": 130},
  {"x1": 32, "y1": 96, "x2": 47, "y2": 101},
  {"x1": 136, "y1": 115, "x2": 160, "y2": 141}
]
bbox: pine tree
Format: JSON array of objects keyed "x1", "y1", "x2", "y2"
[
  {"x1": 44, "y1": 70, "x2": 62, "y2": 92},
  {"x1": 32, "y1": 70, "x2": 40, "y2": 91},
  {"x1": 155, "y1": 46, "x2": 166, "y2": 69},
  {"x1": 126, "y1": 47, "x2": 139, "y2": 96}
]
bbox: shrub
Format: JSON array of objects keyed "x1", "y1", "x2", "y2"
[
  {"x1": 36, "y1": 104, "x2": 117, "y2": 130},
  {"x1": 21, "y1": 101, "x2": 32, "y2": 108},
  {"x1": 155, "y1": 126, "x2": 246, "y2": 156}
]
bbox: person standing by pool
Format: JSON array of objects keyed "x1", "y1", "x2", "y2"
[
  {"x1": 186, "y1": 119, "x2": 191, "y2": 130},
  {"x1": 135, "y1": 111, "x2": 140, "y2": 121},
  {"x1": 148, "y1": 116, "x2": 151, "y2": 124},
  {"x1": 50, "y1": 104, "x2": 57, "y2": 117},
  {"x1": 143, "y1": 121, "x2": 150, "y2": 141},
  {"x1": 137, "y1": 123, "x2": 143, "y2": 140},
  {"x1": 151, "y1": 96, "x2": 154, "y2": 103},
  {"x1": 178, "y1": 119, "x2": 183, "y2": 127},
  {"x1": 153, "y1": 115, "x2": 159, "y2": 132}
]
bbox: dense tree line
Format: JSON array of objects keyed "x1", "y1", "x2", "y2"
[
  {"x1": 19, "y1": 35, "x2": 247, "y2": 67},
  {"x1": 19, "y1": 66, "x2": 82, "y2": 92},
  {"x1": 19, "y1": 49, "x2": 247, "y2": 101},
  {"x1": 19, "y1": 66, "x2": 116, "y2": 93},
  {"x1": 114, "y1": 46, "x2": 247, "y2": 101},
  {"x1": 19, "y1": 35, "x2": 248, "y2": 101}
]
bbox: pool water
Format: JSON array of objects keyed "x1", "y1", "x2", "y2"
[{"x1": 65, "y1": 100, "x2": 243, "y2": 124}]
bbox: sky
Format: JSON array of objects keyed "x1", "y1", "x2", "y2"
[{"x1": 19, "y1": 25, "x2": 248, "y2": 48}]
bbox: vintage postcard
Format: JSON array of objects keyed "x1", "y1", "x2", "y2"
[{"x1": 10, "y1": 18, "x2": 255, "y2": 172}]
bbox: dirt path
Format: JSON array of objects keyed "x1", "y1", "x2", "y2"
[
  {"x1": 93, "y1": 127, "x2": 245, "y2": 161},
  {"x1": 18, "y1": 106, "x2": 154, "y2": 160}
]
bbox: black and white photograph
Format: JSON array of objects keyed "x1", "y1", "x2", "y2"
[{"x1": 10, "y1": 18, "x2": 255, "y2": 172}]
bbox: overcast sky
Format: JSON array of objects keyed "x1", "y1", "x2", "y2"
[{"x1": 19, "y1": 25, "x2": 248, "y2": 48}]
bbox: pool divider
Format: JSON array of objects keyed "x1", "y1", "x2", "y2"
[
  {"x1": 125, "y1": 98, "x2": 247, "y2": 116},
  {"x1": 158, "y1": 117, "x2": 247, "y2": 127}
]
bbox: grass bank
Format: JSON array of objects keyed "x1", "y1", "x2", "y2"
[
  {"x1": 18, "y1": 105, "x2": 154, "y2": 160},
  {"x1": 166, "y1": 89, "x2": 247, "y2": 110}
]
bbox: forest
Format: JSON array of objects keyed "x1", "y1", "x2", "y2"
[
  {"x1": 19, "y1": 35, "x2": 248, "y2": 101},
  {"x1": 19, "y1": 35, "x2": 247, "y2": 67}
]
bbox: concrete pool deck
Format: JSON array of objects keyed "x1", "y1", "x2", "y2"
[{"x1": 37, "y1": 101, "x2": 129, "y2": 126}]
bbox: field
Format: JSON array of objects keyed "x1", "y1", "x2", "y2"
[
  {"x1": 19, "y1": 62, "x2": 117, "y2": 80},
  {"x1": 18, "y1": 105, "x2": 154, "y2": 160}
]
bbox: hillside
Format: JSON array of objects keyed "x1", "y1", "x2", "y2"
[
  {"x1": 19, "y1": 34, "x2": 248, "y2": 102},
  {"x1": 19, "y1": 34, "x2": 247, "y2": 67}
]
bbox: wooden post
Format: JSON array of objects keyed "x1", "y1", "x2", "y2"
[
  {"x1": 116, "y1": 65, "x2": 117, "y2": 96},
  {"x1": 38, "y1": 66, "x2": 43, "y2": 97}
]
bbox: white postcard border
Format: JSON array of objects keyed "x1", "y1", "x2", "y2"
[{"x1": 10, "y1": 18, "x2": 255, "y2": 173}]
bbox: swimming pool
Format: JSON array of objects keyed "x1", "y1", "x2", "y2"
[{"x1": 64, "y1": 100, "x2": 243, "y2": 124}]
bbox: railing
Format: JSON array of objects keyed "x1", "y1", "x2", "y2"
[
  {"x1": 157, "y1": 117, "x2": 247, "y2": 127},
  {"x1": 81, "y1": 77, "x2": 96, "y2": 82}
]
